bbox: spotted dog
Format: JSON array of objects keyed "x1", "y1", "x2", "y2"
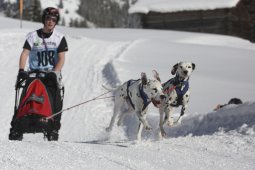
[
  {"x1": 104, "y1": 70, "x2": 165, "y2": 141},
  {"x1": 159, "y1": 62, "x2": 196, "y2": 138}
]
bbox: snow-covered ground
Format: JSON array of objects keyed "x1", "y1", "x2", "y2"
[{"x1": 0, "y1": 16, "x2": 255, "y2": 170}]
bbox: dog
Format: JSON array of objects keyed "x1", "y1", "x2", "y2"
[
  {"x1": 104, "y1": 70, "x2": 165, "y2": 141},
  {"x1": 159, "y1": 62, "x2": 195, "y2": 138}
]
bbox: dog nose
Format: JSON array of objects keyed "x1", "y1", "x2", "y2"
[
  {"x1": 160, "y1": 95, "x2": 166, "y2": 100},
  {"x1": 184, "y1": 70, "x2": 188, "y2": 75}
]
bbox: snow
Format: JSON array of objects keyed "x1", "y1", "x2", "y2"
[
  {"x1": 111, "y1": 0, "x2": 126, "y2": 7},
  {"x1": 0, "y1": 16, "x2": 255, "y2": 169},
  {"x1": 129, "y1": 0, "x2": 240, "y2": 14}
]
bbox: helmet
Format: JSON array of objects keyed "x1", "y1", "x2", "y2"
[{"x1": 42, "y1": 7, "x2": 60, "y2": 24}]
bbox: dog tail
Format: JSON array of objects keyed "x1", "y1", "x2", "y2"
[{"x1": 102, "y1": 84, "x2": 117, "y2": 92}]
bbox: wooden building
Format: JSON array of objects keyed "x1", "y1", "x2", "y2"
[{"x1": 132, "y1": 0, "x2": 255, "y2": 42}]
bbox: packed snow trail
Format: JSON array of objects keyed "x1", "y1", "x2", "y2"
[{"x1": 53, "y1": 36, "x2": 133, "y2": 142}]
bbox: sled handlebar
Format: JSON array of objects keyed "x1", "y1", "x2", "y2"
[
  {"x1": 15, "y1": 70, "x2": 52, "y2": 90},
  {"x1": 28, "y1": 70, "x2": 48, "y2": 76}
]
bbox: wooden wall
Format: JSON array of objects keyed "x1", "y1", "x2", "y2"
[{"x1": 140, "y1": 0, "x2": 255, "y2": 42}]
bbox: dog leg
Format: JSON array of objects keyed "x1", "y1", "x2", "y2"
[
  {"x1": 136, "y1": 110, "x2": 151, "y2": 130},
  {"x1": 164, "y1": 106, "x2": 174, "y2": 127},
  {"x1": 106, "y1": 111, "x2": 118, "y2": 132},
  {"x1": 175, "y1": 115, "x2": 183, "y2": 125},
  {"x1": 106, "y1": 99, "x2": 123, "y2": 132},
  {"x1": 117, "y1": 102, "x2": 133, "y2": 126},
  {"x1": 159, "y1": 104, "x2": 166, "y2": 138},
  {"x1": 174, "y1": 105, "x2": 186, "y2": 125},
  {"x1": 137, "y1": 122, "x2": 143, "y2": 141}
]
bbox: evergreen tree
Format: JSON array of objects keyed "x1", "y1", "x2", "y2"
[
  {"x1": 58, "y1": 0, "x2": 64, "y2": 9},
  {"x1": 31, "y1": 0, "x2": 42, "y2": 22},
  {"x1": 0, "y1": 0, "x2": 4, "y2": 12},
  {"x1": 77, "y1": 0, "x2": 141, "y2": 28},
  {"x1": 4, "y1": 2, "x2": 18, "y2": 18},
  {"x1": 74, "y1": 19, "x2": 79, "y2": 27},
  {"x1": 22, "y1": 0, "x2": 42, "y2": 22},
  {"x1": 61, "y1": 18, "x2": 66, "y2": 26},
  {"x1": 79, "y1": 20, "x2": 88, "y2": 28},
  {"x1": 69, "y1": 18, "x2": 74, "y2": 27}
]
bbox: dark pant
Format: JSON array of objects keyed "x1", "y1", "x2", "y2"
[{"x1": 43, "y1": 72, "x2": 64, "y2": 131}]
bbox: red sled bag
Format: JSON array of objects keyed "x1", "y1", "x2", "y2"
[{"x1": 16, "y1": 79, "x2": 52, "y2": 119}]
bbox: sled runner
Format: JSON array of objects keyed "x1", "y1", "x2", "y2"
[{"x1": 9, "y1": 70, "x2": 64, "y2": 141}]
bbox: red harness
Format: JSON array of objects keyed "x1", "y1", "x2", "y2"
[{"x1": 163, "y1": 85, "x2": 177, "y2": 94}]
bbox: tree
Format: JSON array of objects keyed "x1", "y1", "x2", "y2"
[
  {"x1": 31, "y1": 0, "x2": 42, "y2": 22},
  {"x1": 78, "y1": 20, "x2": 88, "y2": 28},
  {"x1": 0, "y1": 0, "x2": 4, "y2": 12},
  {"x1": 69, "y1": 18, "x2": 74, "y2": 27},
  {"x1": 58, "y1": 0, "x2": 64, "y2": 9},
  {"x1": 77, "y1": 0, "x2": 141, "y2": 28},
  {"x1": 4, "y1": 2, "x2": 18, "y2": 18},
  {"x1": 61, "y1": 18, "x2": 66, "y2": 26},
  {"x1": 22, "y1": 0, "x2": 42, "y2": 22}
]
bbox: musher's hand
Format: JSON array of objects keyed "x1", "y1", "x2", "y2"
[
  {"x1": 17, "y1": 69, "x2": 28, "y2": 80},
  {"x1": 47, "y1": 71, "x2": 63, "y2": 89}
]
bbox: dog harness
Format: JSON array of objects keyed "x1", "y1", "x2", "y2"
[
  {"x1": 126, "y1": 79, "x2": 151, "y2": 111},
  {"x1": 139, "y1": 84, "x2": 151, "y2": 111},
  {"x1": 163, "y1": 77, "x2": 189, "y2": 106}
]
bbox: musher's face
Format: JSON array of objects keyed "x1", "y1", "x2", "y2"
[{"x1": 44, "y1": 15, "x2": 57, "y2": 32}]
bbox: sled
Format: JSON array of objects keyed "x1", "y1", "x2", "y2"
[{"x1": 9, "y1": 70, "x2": 64, "y2": 141}]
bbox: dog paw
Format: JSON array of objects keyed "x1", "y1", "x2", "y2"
[
  {"x1": 117, "y1": 121, "x2": 122, "y2": 126},
  {"x1": 105, "y1": 127, "x2": 112, "y2": 132},
  {"x1": 161, "y1": 131, "x2": 167, "y2": 137},
  {"x1": 145, "y1": 125, "x2": 152, "y2": 130},
  {"x1": 174, "y1": 116, "x2": 183, "y2": 125},
  {"x1": 174, "y1": 120, "x2": 181, "y2": 125},
  {"x1": 158, "y1": 129, "x2": 167, "y2": 139},
  {"x1": 167, "y1": 118, "x2": 174, "y2": 127}
]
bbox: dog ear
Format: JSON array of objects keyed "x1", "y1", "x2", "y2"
[
  {"x1": 192, "y1": 63, "x2": 196, "y2": 71},
  {"x1": 152, "y1": 70, "x2": 161, "y2": 82},
  {"x1": 171, "y1": 63, "x2": 178, "y2": 75},
  {"x1": 141, "y1": 72, "x2": 148, "y2": 85}
]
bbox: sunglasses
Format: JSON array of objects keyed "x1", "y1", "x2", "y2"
[{"x1": 45, "y1": 16, "x2": 57, "y2": 22}]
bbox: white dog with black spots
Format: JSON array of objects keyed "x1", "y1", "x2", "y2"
[
  {"x1": 104, "y1": 70, "x2": 165, "y2": 141},
  {"x1": 159, "y1": 62, "x2": 196, "y2": 138}
]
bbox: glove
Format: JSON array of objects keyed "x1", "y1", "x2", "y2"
[
  {"x1": 17, "y1": 69, "x2": 28, "y2": 80},
  {"x1": 46, "y1": 71, "x2": 63, "y2": 89},
  {"x1": 53, "y1": 71, "x2": 63, "y2": 89}
]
